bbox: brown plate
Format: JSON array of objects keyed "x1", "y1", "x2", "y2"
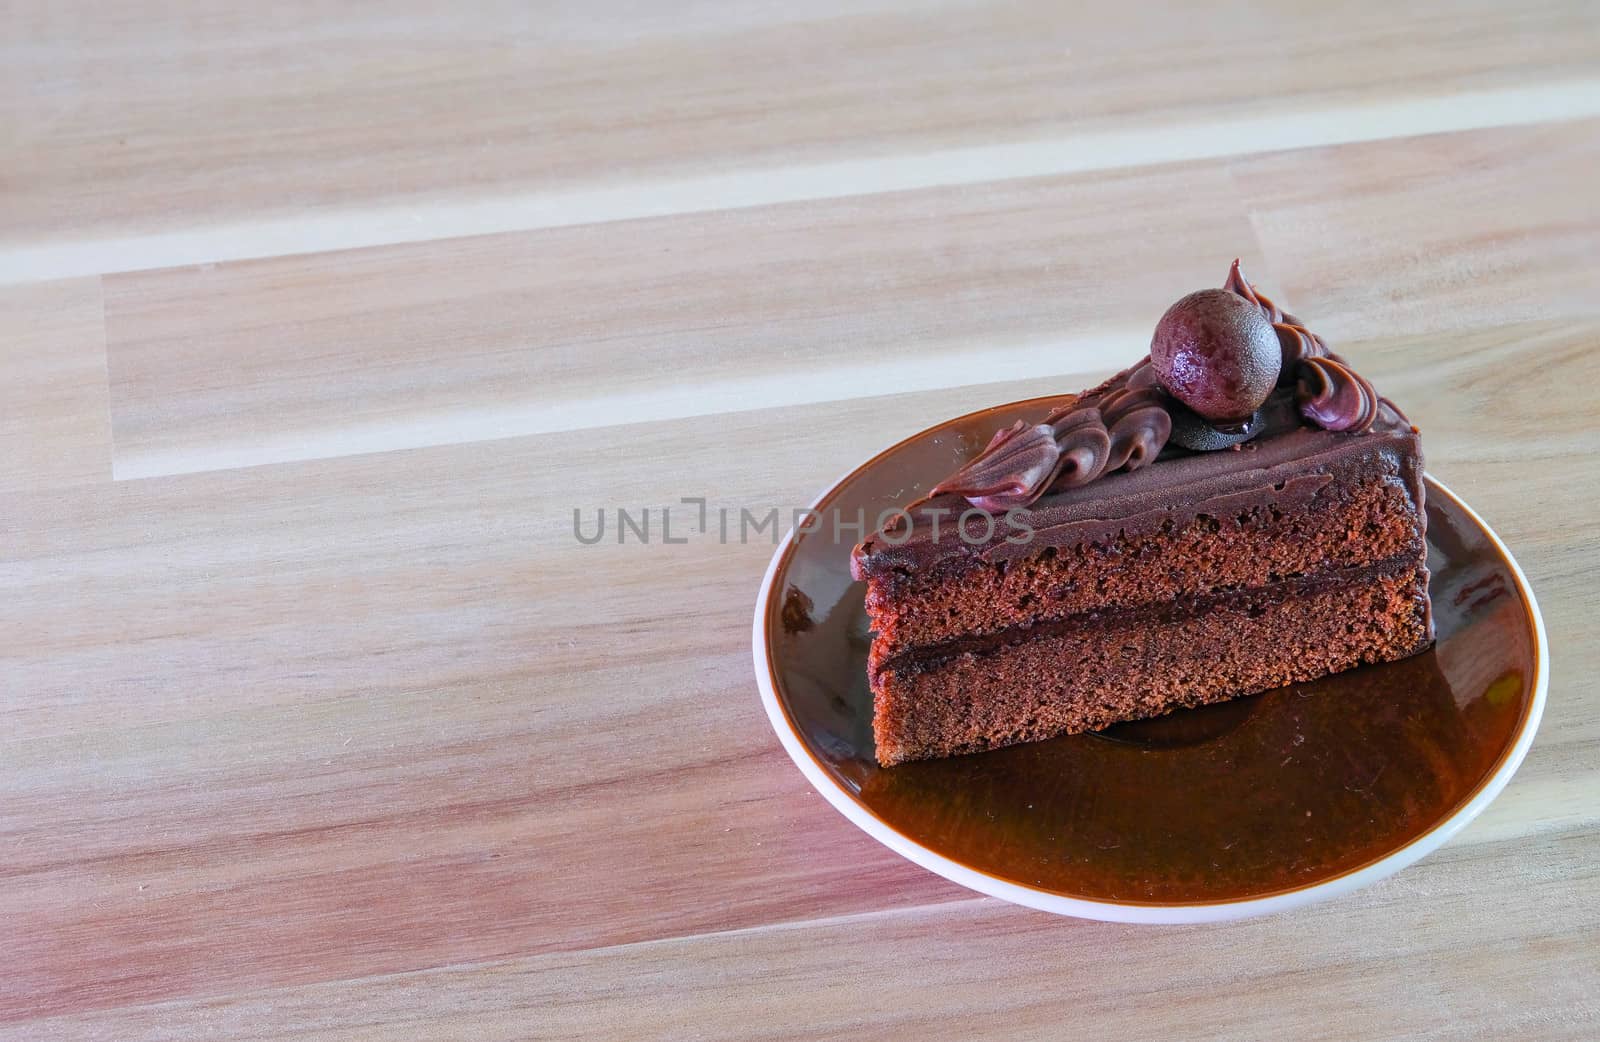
[{"x1": 753, "y1": 395, "x2": 1546, "y2": 922}]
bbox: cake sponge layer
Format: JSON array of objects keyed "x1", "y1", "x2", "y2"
[
  {"x1": 872, "y1": 565, "x2": 1430, "y2": 766},
  {"x1": 866, "y1": 474, "x2": 1423, "y2": 663}
]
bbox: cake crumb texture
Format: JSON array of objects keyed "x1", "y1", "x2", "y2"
[
  {"x1": 873, "y1": 568, "x2": 1429, "y2": 766},
  {"x1": 866, "y1": 476, "x2": 1421, "y2": 660}
]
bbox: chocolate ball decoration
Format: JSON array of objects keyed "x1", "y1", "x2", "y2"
[{"x1": 1150, "y1": 289, "x2": 1281, "y2": 427}]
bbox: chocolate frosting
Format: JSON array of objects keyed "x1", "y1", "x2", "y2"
[
  {"x1": 925, "y1": 419, "x2": 1065, "y2": 511},
  {"x1": 1297, "y1": 356, "x2": 1380, "y2": 433},
  {"x1": 852, "y1": 392, "x2": 1424, "y2": 582},
  {"x1": 925, "y1": 364, "x2": 1173, "y2": 507},
  {"x1": 920, "y1": 262, "x2": 1385, "y2": 513},
  {"x1": 1100, "y1": 385, "x2": 1172, "y2": 474}
]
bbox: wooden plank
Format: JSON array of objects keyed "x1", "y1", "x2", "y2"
[
  {"x1": 7, "y1": 829, "x2": 1597, "y2": 1041},
  {"x1": 100, "y1": 162, "x2": 1263, "y2": 478},
  {"x1": 98, "y1": 117, "x2": 1600, "y2": 483},
  {"x1": 1231, "y1": 118, "x2": 1600, "y2": 340},
  {"x1": 0, "y1": 279, "x2": 111, "y2": 490},
  {"x1": 4, "y1": 2, "x2": 1599, "y2": 278}
]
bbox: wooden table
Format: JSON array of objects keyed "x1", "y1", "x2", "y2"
[{"x1": 3, "y1": 4, "x2": 1598, "y2": 1039}]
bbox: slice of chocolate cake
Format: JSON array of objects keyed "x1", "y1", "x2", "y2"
[{"x1": 852, "y1": 262, "x2": 1432, "y2": 766}]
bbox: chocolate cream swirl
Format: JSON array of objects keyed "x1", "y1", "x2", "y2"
[
  {"x1": 1296, "y1": 355, "x2": 1379, "y2": 433},
  {"x1": 1094, "y1": 382, "x2": 1172, "y2": 475},
  {"x1": 926, "y1": 419, "x2": 1070, "y2": 511},
  {"x1": 926, "y1": 363, "x2": 1171, "y2": 510}
]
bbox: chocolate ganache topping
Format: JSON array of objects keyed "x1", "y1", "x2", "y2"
[
  {"x1": 924, "y1": 261, "x2": 1386, "y2": 512},
  {"x1": 926, "y1": 419, "x2": 1073, "y2": 512},
  {"x1": 922, "y1": 360, "x2": 1172, "y2": 510},
  {"x1": 1296, "y1": 355, "x2": 1379, "y2": 433}
]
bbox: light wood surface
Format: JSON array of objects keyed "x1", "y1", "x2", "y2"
[{"x1": 3, "y1": 4, "x2": 1598, "y2": 1039}]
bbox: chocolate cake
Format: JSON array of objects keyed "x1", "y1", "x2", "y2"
[{"x1": 852, "y1": 262, "x2": 1432, "y2": 766}]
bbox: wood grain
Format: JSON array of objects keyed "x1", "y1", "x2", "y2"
[
  {"x1": 4, "y1": 2, "x2": 1600, "y2": 279},
  {"x1": 1232, "y1": 119, "x2": 1600, "y2": 340},
  {"x1": 101, "y1": 163, "x2": 1264, "y2": 477},
  {"x1": 0, "y1": 279, "x2": 110, "y2": 490},
  {"x1": 2, "y1": 2, "x2": 1599, "y2": 1038},
  {"x1": 11, "y1": 831, "x2": 1600, "y2": 1042}
]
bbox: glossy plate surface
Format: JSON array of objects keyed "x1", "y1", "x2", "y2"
[{"x1": 753, "y1": 395, "x2": 1546, "y2": 922}]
